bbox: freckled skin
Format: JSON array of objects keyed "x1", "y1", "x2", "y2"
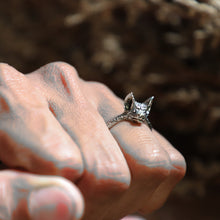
[{"x1": 0, "y1": 62, "x2": 186, "y2": 220}]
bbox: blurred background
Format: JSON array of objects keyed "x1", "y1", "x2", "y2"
[{"x1": 0, "y1": 0, "x2": 219, "y2": 219}]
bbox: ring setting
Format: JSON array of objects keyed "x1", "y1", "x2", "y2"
[{"x1": 106, "y1": 92, "x2": 154, "y2": 130}]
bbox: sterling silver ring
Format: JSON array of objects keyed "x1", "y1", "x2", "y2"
[{"x1": 106, "y1": 92, "x2": 154, "y2": 130}]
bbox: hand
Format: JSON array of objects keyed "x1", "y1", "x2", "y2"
[{"x1": 0, "y1": 62, "x2": 186, "y2": 220}]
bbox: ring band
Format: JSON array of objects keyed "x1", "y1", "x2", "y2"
[{"x1": 106, "y1": 92, "x2": 154, "y2": 130}]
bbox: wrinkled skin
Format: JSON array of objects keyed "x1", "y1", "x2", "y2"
[{"x1": 0, "y1": 62, "x2": 186, "y2": 220}]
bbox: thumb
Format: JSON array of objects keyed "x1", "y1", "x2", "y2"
[{"x1": 0, "y1": 170, "x2": 84, "y2": 220}]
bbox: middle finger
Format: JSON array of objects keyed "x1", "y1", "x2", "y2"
[{"x1": 33, "y1": 63, "x2": 131, "y2": 219}]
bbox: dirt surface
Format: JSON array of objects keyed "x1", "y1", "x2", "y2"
[{"x1": 0, "y1": 0, "x2": 219, "y2": 219}]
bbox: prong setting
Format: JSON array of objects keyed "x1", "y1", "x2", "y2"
[
  {"x1": 124, "y1": 92, "x2": 135, "y2": 111},
  {"x1": 107, "y1": 92, "x2": 154, "y2": 130}
]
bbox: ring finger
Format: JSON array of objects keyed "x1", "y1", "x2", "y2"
[{"x1": 86, "y1": 82, "x2": 185, "y2": 216}]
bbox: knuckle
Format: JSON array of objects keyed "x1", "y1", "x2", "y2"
[
  {"x1": 91, "y1": 82, "x2": 118, "y2": 102},
  {"x1": 46, "y1": 61, "x2": 79, "y2": 78},
  {"x1": 41, "y1": 61, "x2": 79, "y2": 83},
  {"x1": 0, "y1": 85, "x2": 45, "y2": 119},
  {"x1": 0, "y1": 63, "x2": 11, "y2": 76},
  {"x1": 99, "y1": 164, "x2": 130, "y2": 190},
  {"x1": 0, "y1": 63, "x2": 24, "y2": 85},
  {"x1": 149, "y1": 165, "x2": 171, "y2": 182},
  {"x1": 39, "y1": 62, "x2": 82, "y2": 98},
  {"x1": 82, "y1": 171, "x2": 130, "y2": 196},
  {"x1": 132, "y1": 132, "x2": 171, "y2": 169},
  {"x1": 170, "y1": 151, "x2": 187, "y2": 175},
  {"x1": 84, "y1": 153, "x2": 131, "y2": 193},
  {"x1": 143, "y1": 152, "x2": 171, "y2": 180},
  {"x1": 0, "y1": 63, "x2": 8, "y2": 77},
  {"x1": 86, "y1": 81, "x2": 116, "y2": 101},
  {"x1": 134, "y1": 137, "x2": 172, "y2": 180},
  {"x1": 153, "y1": 130, "x2": 186, "y2": 178},
  {"x1": 147, "y1": 150, "x2": 171, "y2": 169},
  {"x1": 171, "y1": 158, "x2": 186, "y2": 181},
  {"x1": 90, "y1": 81, "x2": 111, "y2": 94},
  {"x1": 86, "y1": 81, "x2": 122, "y2": 118},
  {"x1": 0, "y1": 89, "x2": 13, "y2": 114}
]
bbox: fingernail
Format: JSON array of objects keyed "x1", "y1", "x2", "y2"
[{"x1": 28, "y1": 186, "x2": 75, "y2": 220}]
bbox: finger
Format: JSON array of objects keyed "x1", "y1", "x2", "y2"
[
  {"x1": 153, "y1": 130, "x2": 186, "y2": 171},
  {"x1": 0, "y1": 170, "x2": 84, "y2": 220},
  {"x1": 86, "y1": 82, "x2": 173, "y2": 215},
  {"x1": 0, "y1": 63, "x2": 83, "y2": 181},
  {"x1": 92, "y1": 84, "x2": 186, "y2": 215},
  {"x1": 138, "y1": 130, "x2": 186, "y2": 213},
  {"x1": 29, "y1": 62, "x2": 131, "y2": 219},
  {"x1": 109, "y1": 123, "x2": 172, "y2": 215}
]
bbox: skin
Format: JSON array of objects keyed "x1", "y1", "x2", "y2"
[{"x1": 0, "y1": 62, "x2": 186, "y2": 220}]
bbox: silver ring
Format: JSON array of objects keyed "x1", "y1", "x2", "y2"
[{"x1": 106, "y1": 92, "x2": 154, "y2": 130}]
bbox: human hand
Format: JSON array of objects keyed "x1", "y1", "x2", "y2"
[{"x1": 0, "y1": 62, "x2": 186, "y2": 220}]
